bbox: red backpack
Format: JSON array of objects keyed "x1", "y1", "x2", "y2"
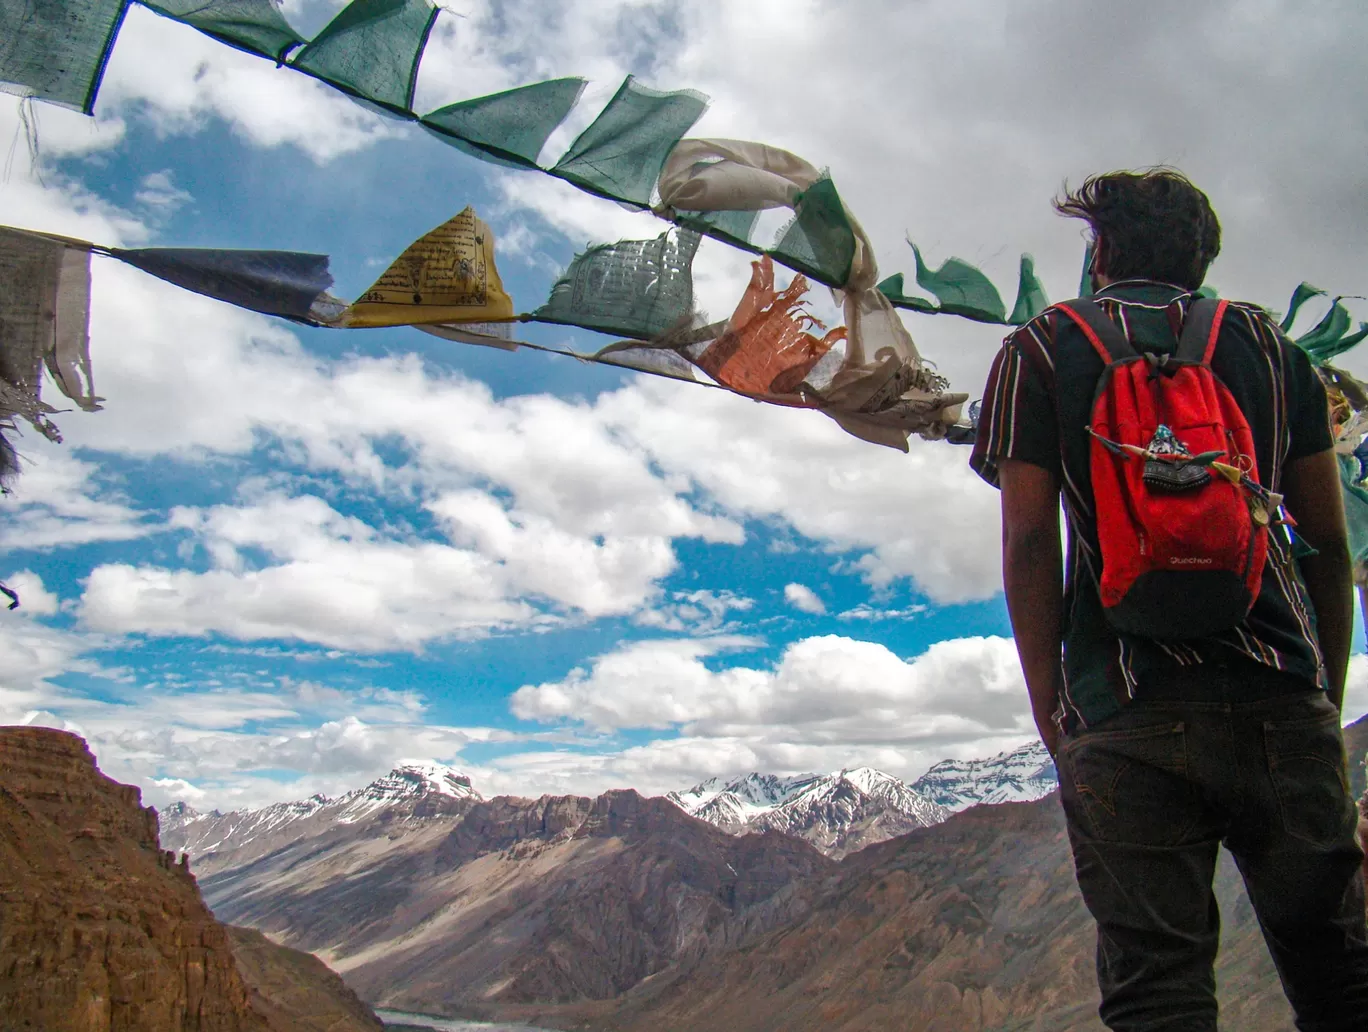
[{"x1": 1053, "y1": 297, "x2": 1273, "y2": 640}]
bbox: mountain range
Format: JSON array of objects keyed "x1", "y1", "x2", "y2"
[
  {"x1": 180, "y1": 786, "x2": 832, "y2": 1015},
  {"x1": 160, "y1": 764, "x2": 478, "y2": 873},
  {"x1": 150, "y1": 740, "x2": 1058, "y2": 1017},
  {"x1": 162, "y1": 741, "x2": 1058, "y2": 866},
  {"x1": 666, "y1": 742, "x2": 1056, "y2": 857},
  {"x1": 152, "y1": 725, "x2": 1368, "y2": 1030}
]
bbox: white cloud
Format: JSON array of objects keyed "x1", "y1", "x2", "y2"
[
  {"x1": 513, "y1": 635, "x2": 763, "y2": 731},
  {"x1": 480, "y1": 632, "x2": 1043, "y2": 797},
  {"x1": 784, "y1": 583, "x2": 826, "y2": 615},
  {"x1": 1, "y1": 571, "x2": 60, "y2": 616},
  {"x1": 0, "y1": 101, "x2": 143, "y2": 247},
  {"x1": 0, "y1": 448, "x2": 153, "y2": 550},
  {"x1": 600, "y1": 379, "x2": 1003, "y2": 601},
  {"x1": 151, "y1": 776, "x2": 207, "y2": 803},
  {"x1": 78, "y1": 482, "x2": 702, "y2": 648},
  {"x1": 78, "y1": 531, "x2": 541, "y2": 652},
  {"x1": 133, "y1": 170, "x2": 192, "y2": 215},
  {"x1": 0, "y1": 618, "x2": 108, "y2": 718},
  {"x1": 12, "y1": 256, "x2": 993, "y2": 648},
  {"x1": 635, "y1": 589, "x2": 754, "y2": 634},
  {"x1": 35, "y1": 701, "x2": 512, "y2": 811},
  {"x1": 512, "y1": 633, "x2": 1033, "y2": 776},
  {"x1": 100, "y1": 6, "x2": 399, "y2": 162},
  {"x1": 838, "y1": 602, "x2": 928, "y2": 622},
  {"x1": 0, "y1": 612, "x2": 520, "y2": 809}
]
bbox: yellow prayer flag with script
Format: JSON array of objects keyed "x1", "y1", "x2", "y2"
[{"x1": 342, "y1": 207, "x2": 515, "y2": 328}]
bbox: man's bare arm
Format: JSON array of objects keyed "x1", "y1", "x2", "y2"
[
  {"x1": 998, "y1": 459, "x2": 1065, "y2": 755},
  {"x1": 1282, "y1": 448, "x2": 1354, "y2": 709}
]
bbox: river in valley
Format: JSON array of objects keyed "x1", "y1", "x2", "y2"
[{"x1": 376, "y1": 1009, "x2": 555, "y2": 1031}]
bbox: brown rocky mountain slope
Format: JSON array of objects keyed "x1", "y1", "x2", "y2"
[
  {"x1": 226, "y1": 926, "x2": 383, "y2": 1032},
  {"x1": 180, "y1": 716, "x2": 1368, "y2": 1030},
  {"x1": 570, "y1": 714, "x2": 1368, "y2": 1032},
  {"x1": 0, "y1": 726, "x2": 380, "y2": 1032},
  {"x1": 589, "y1": 799, "x2": 1283, "y2": 1032},
  {"x1": 195, "y1": 787, "x2": 833, "y2": 1015}
]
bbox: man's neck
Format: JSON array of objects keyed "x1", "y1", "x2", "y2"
[{"x1": 1094, "y1": 277, "x2": 1190, "y2": 296}]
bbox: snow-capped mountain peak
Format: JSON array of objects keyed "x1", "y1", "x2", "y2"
[
  {"x1": 158, "y1": 763, "x2": 482, "y2": 857},
  {"x1": 909, "y1": 741, "x2": 1057, "y2": 812},
  {"x1": 360, "y1": 764, "x2": 477, "y2": 801},
  {"x1": 665, "y1": 744, "x2": 1059, "y2": 858},
  {"x1": 332, "y1": 764, "x2": 478, "y2": 823},
  {"x1": 837, "y1": 766, "x2": 913, "y2": 800},
  {"x1": 668, "y1": 766, "x2": 948, "y2": 858},
  {"x1": 667, "y1": 772, "x2": 821, "y2": 827}
]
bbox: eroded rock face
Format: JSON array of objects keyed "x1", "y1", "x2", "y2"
[
  {"x1": 0, "y1": 727, "x2": 351, "y2": 1032},
  {"x1": 225, "y1": 926, "x2": 382, "y2": 1032}
]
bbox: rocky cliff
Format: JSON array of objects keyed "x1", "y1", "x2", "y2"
[
  {"x1": 225, "y1": 926, "x2": 382, "y2": 1032},
  {"x1": 0, "y1": 726, "x2": 380, "y2": 1032}
]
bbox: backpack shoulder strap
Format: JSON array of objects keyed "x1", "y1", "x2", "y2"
[
  {"x1": 1175, "y1": 297, "x2": 1230, "y2": 366},
  {"x1": 1053, "y1": 299, "x2": 1137, "y2": 365}
]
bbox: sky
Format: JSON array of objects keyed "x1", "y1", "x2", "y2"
[{"x1": 2, "y1": 0, "x2": 1367, "y2": 812}]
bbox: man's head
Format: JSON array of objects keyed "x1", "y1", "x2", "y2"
[{"x1": 1055, "y1": 169, "x2": 1221, "y2": 291}]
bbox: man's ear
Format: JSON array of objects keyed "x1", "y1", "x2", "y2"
[{"x1": 1089, "y1": 235, "x2": 1108, "y2": 290}]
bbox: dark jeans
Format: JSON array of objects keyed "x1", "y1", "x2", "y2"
[{"x1": 1057, "y1": 667, "x2": 1368, "y2": 1032}]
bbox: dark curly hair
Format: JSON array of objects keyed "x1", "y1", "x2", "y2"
[{"x1": 1054, "y1": 169, "x2": 1221, "y2": 291}]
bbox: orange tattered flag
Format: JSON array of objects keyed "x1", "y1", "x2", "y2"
[{"x1": 692, "y1": 256, "x2": 845, "y2": 397}]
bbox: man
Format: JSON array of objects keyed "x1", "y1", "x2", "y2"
[{"x1": 971, "y1": 168, "x2": 1368, "y2": 1031}]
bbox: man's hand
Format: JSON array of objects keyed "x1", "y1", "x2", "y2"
[
  {"x1": 998, "y1": 459, "x2": 1066, "y2": 755},
  {"x1": 1035, "y1": 704, "x2": 1062, "y2": 759}
]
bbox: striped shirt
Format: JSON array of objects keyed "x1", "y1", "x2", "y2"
[{"x1": 970, "y1": 280, "x2": 1333, "y2": 731}]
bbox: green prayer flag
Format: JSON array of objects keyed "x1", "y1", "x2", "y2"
[
  {"x1": 1341, "y1": 455, "x2": 1368, "y2": 565},
  {"x1": 1280, "y1": 282, "x2": 1326, "y2": 332},
  {"x1": 551, "y1": 76, "x2": 707, "y2": 207},
  {"x1": 0, "y1": 0, "x2": 127, "y2": 113},
  {"x1": 881, "y1": 254, "x2": 1044, "y2": 326},
  {"x1": 1298, "y1": 300, "x2": 1350, "y2": 356},
  {"x1": 876, "y1": 273, "x2": 938, "y2": 315},
  {"x1": 1328, "y1": 324, "x2": 1368, "y2": 362},
  {"x1": 1008, "y1": 254, "x2": 1048, "y2": 325},
  {"x1": 289, "y1": 0, "x2": 437, "y2": 116},
  {"x1": 675, "y1": 209, "x2": 761, "y2": 253},
  {"x1": 1296, "y1": 298, "x2": 1368, "y2": 364},
  {"x1": 908, "y1": 240, "x2": 1007, "y2": 323},
  {"x1": 769, "y1": 177, "x2": 856, "y2": 287},
  {"x1": 422, "y1": 78, "x2": 585, "y2": 169},
  {"x1": 532, "y1": 229, "x2": 700, "y2": 340},
  {"x1": 142, "y1": 0, "x2": 303, "y2": 61}
]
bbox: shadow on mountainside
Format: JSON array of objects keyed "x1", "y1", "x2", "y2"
[{"x1": 161, "y1": 715, "x2": 1368, "y2": 1032}]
